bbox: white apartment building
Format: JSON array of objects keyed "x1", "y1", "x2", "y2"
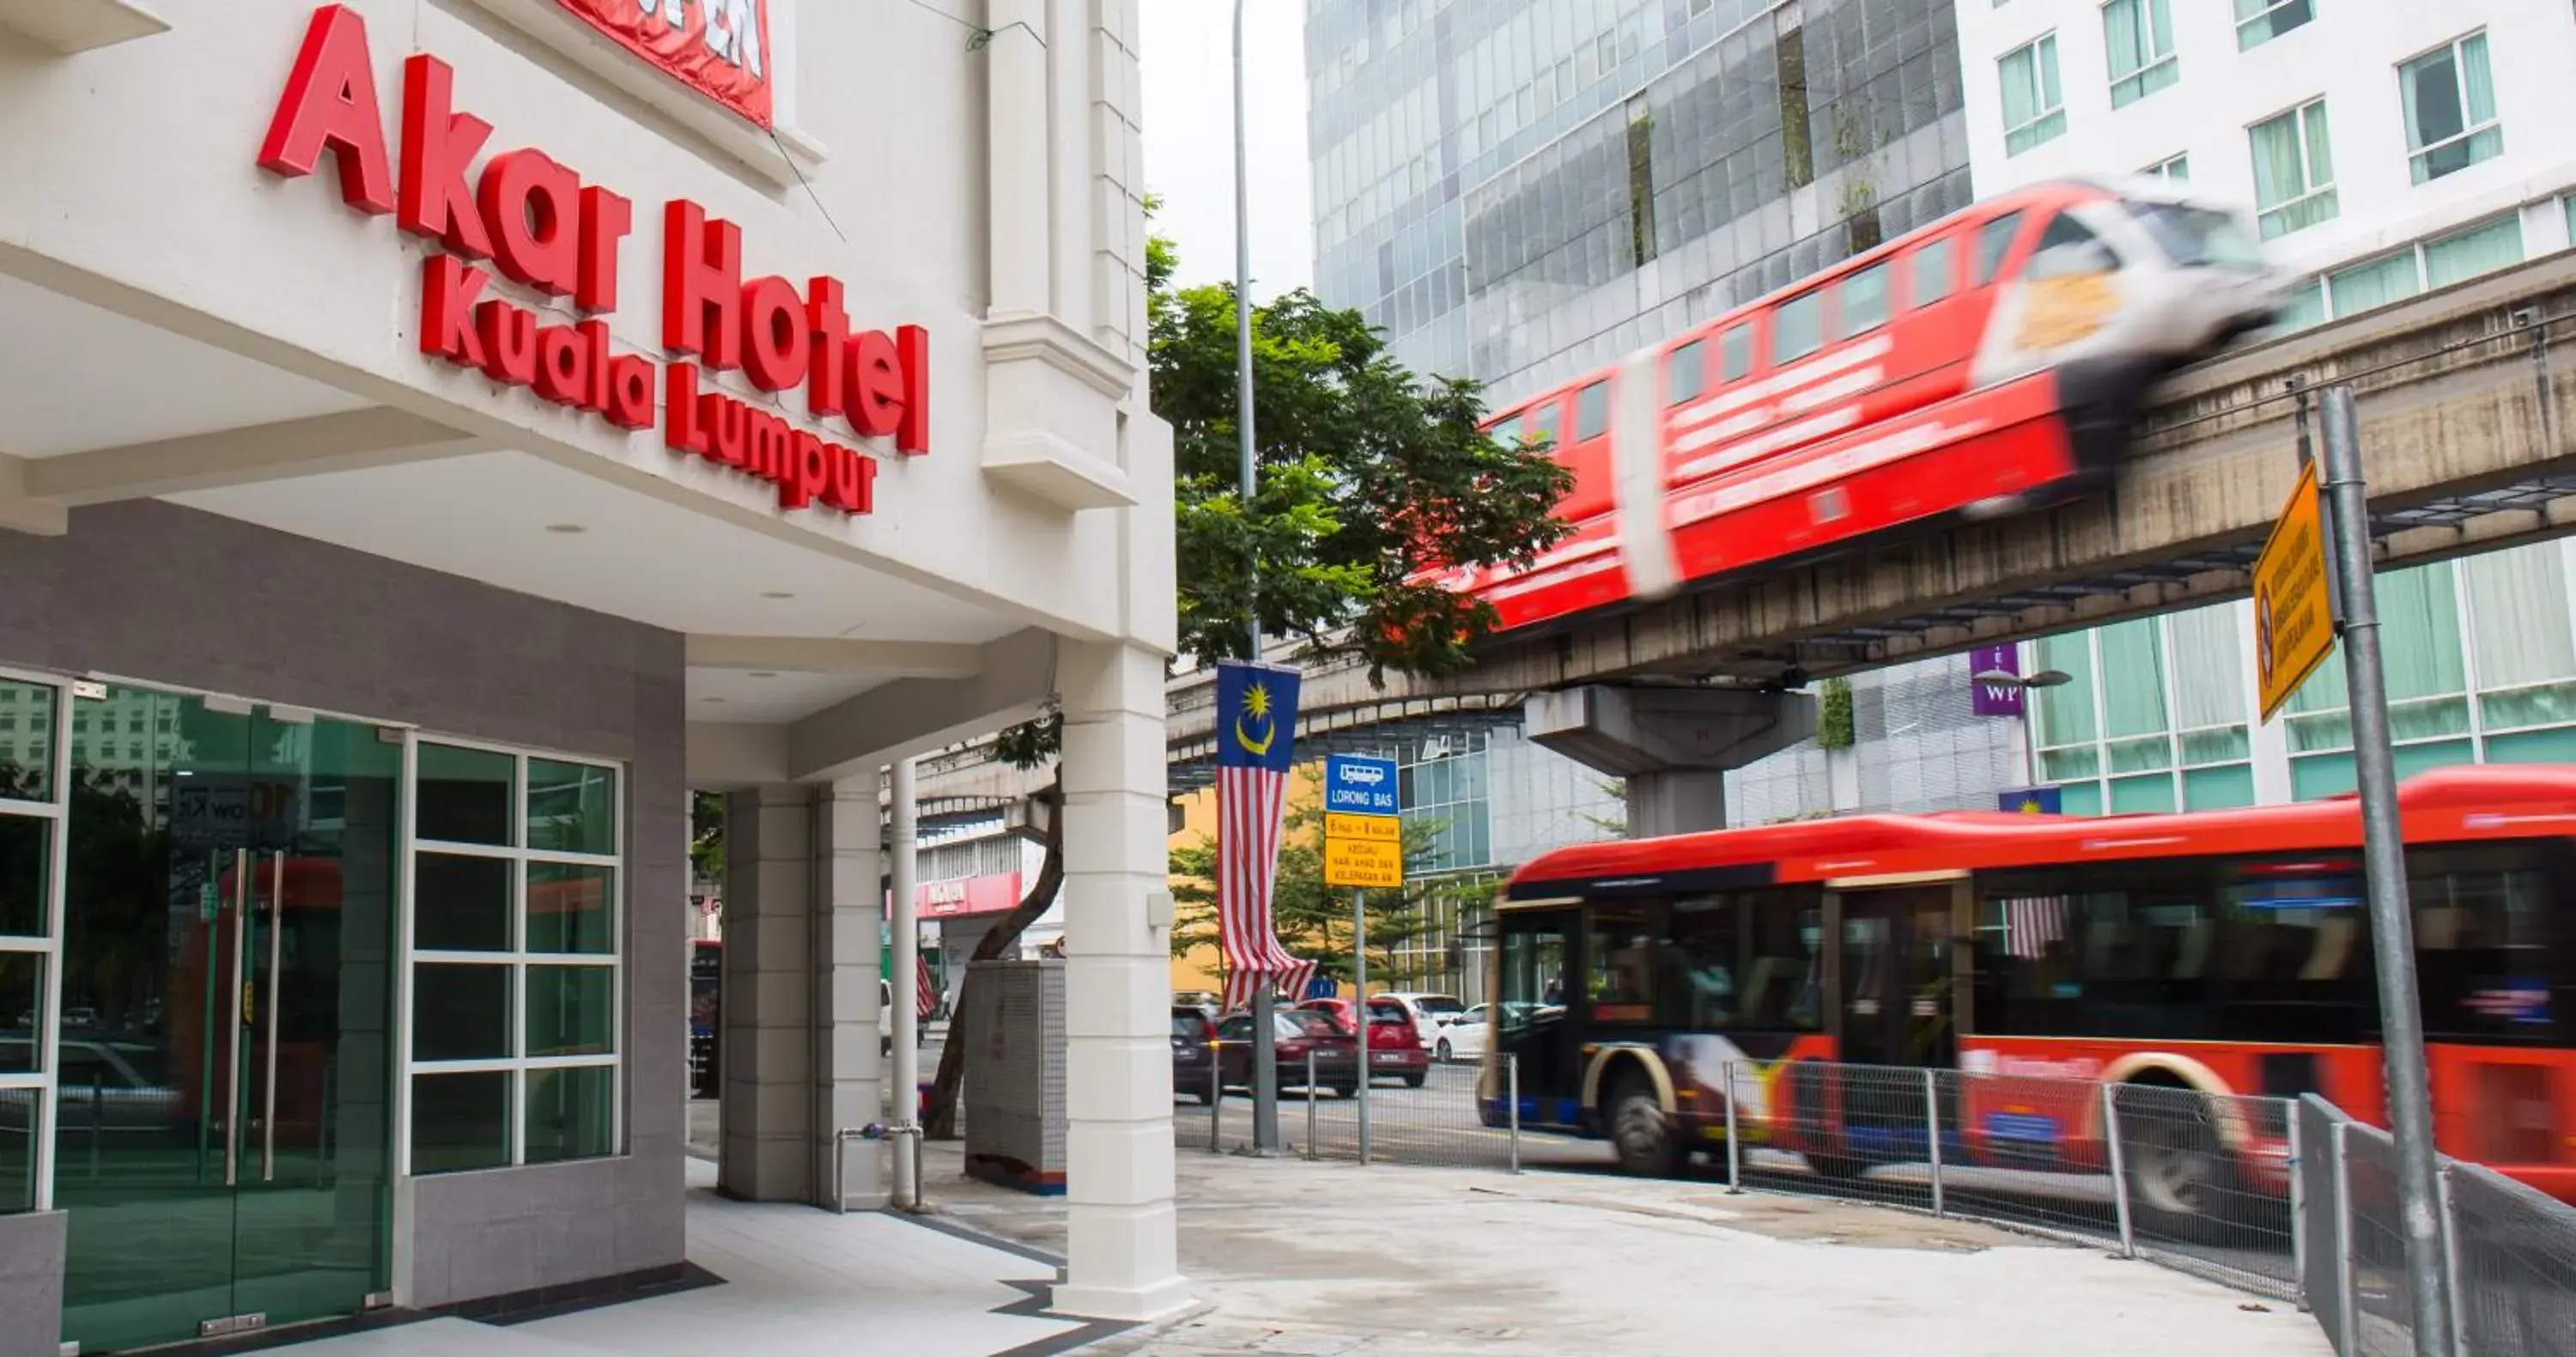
[{"x1": 1958, "y1": 0, "x2": 2576, "y2": 326}]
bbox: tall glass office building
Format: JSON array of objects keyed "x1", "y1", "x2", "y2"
[{"x1": 1307, "y1": 0, "x2": 1971, "y2": 400}]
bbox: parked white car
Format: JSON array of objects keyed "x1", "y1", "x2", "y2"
[
  {"x1": 1370, "y1": 991, "x2": 1467, "y2": 1053},
  {"x1": 1426, "y1": 1001, "x2": 1553, "y2": 1062}
]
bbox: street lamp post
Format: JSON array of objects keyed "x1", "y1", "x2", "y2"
[{"x1": 1234, "y1": 0, "x2": 1283, "y2": 1155}]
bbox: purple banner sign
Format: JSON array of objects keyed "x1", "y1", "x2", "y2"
[{"x1": 1970, "y1": 644, "x2": 2024, "y2": 717}]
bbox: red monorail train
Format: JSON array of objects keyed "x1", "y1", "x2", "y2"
[{"x1": 1444, "y1": 176, "x2": 2287, "y2": 633}]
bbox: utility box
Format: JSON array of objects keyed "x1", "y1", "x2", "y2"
[{"x1": 960, "y1": 958, "x2": 1065, "y2": 1194}]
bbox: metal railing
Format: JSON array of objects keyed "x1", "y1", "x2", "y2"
[{"x1": 1170, "y1": 1050, "x2": 2576, "y2": 1354}]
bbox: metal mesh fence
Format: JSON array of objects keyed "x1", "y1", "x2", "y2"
[
  {"x1": 2342, "y1": 1123, "x2": 2420, "y2": 1357},
  {"x1": 2448, "y1": 1160, "x2": 2576, "y2": 1357},
  {"x1": 2299, "y1": 1097, "x2": 2352, "y2": 1357},
  {"x1": 2110, "y1": 1082, "x2": 2298, "y2": 1298}
]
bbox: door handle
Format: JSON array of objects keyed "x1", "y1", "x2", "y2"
[
  {"x1": 263, "y1": 849, "x2": 283, "y2": 1183},
  {"x1": 224, "y1": 849, "x2": 247, "y2": 1187}
]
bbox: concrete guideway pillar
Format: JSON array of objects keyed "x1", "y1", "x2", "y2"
[
  {"x1": 1052, "y1": 640, "x2": 1191, "y2": 1322},
  {"x1": 1526, "y1": 685, "x2": 1817, "y2": 837}
]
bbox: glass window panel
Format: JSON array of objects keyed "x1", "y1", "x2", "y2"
[
  {"x1": 413, "y1": 962, "x2": 512, "y2": 1062},
  {"x1": 2104, "y1": 0, "x2": 2178, "y2": 108},
  {"x1": 2108, "y1": 773, "x2": 2177, "y2": 814},
  {"x1": 526, "y1": 760, "x2": 617, "y2": 856},
  {"x1": 2291, "y1": 752, "x2": 2354, "y2": 801},
  {"x1": 1573, "y1": 381, "x2": 1611, "y2": 441},
  {"x1": 414, "y1": 853, "x2": 512, "y2": 952},
  {"x1": 2099, "y1": 618, "x2": 2171, "y2": 739},
  {"x1": 2403, "y1": 34, "x2": 2500, "y2": 184},
  {"x1": 2276, "y1": 278, "x2": 2330, "y2": 332},
  {"x1": 0, "y1": 953, "x2": 37, "y2": 1071},
  {"x1": 2464, "y1": 544, "x2": 2574, "y2": 694},
  {"x1": 2056, "y1": 781, "x2": 2104, "y2": 817},
  {"x1": 2384, "y1": 563, "x2": 2467, "y2": 701},
  {"x1": 1977, "y1": 212, "x2": 2025, "y2": 284},
  {"x1": 2328, "y1": 253, "x2": 2422, "y2": 316},
  {"x1": 2236, "y1": 0, "x2": 2312, "y2": 51},
  {"x1": 1667, "y1": 340, "x2": 1706, "y2": 406},
  {"x1": 0, "y1": 682, "x2": 53, "y2": 803},
  {"x1": 417, "y1": 744, "x2": 515, "y2": 847},
  {"x1": 2486, "y1": 727, "x2": 2576, "y2": 764},
  {"x1": 1910, "y1": 237, "x2": 1957, "y2": 307},
  {"x1": 0, "y1": 817, "x2": 46, "y2": 939},
  {"x1": 526, "y1": 863, "x2": 616, "y2": 955},
  {"x1": 2184, "y1": 764, "x2": 2257, "y2": 810},
  {"x1": 2168, "y1": 605, "x2": 2247, "y2": 733},
  {"x1": 2040, "y1": 746, "x2": 2101, "y2": 782},
  {"x1": 1771, "y1": 291, "x2": 1822, "y2": 364},
  {"x1": 2106, "y1": 734, "x2": 2173, "y2": 775},
  {"x1": 2423, "y1": 215, "x2": 2524, "y2": 289},
  {"x1": 0, "y1": 1088, "x2": 33, "y2": 1213},
  {"x1": 2482, "y1": 682, "x2": 2576, "y2": 733},
  {"x1": 525, "y1": 1064, "x2": 615, "y2": 1165},
  {"x1": 2034, "y1": 631, "x2": 2099, "y2": 746},
  {"x1": 1718, "y1": 326, "x2": 1752, "y2": 381},
  {"x1": 2251, "y1": 101, "x2": 2336, "y2": 239},
  {"x1": 527, "y1": 965, "x2": 616, "y2": 1057},
  {"x1": 1839, "y1": 263, "x2": 1892, "y2": 336},
  {"x1": 411, "y1": 1071, "x2": 512, "y2": 1174}
]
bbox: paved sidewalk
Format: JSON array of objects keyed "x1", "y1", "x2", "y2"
[{"x1": 924, "y1": 1139, "x2": 2333, "y2": 1356}]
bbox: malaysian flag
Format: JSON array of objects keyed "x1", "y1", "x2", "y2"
[
  {"x1": 2002, "y1": 896, "x2": 2069, "y2": 960},
  {"x1": 1215, "y1": 661, "x2": 1315, "y2": 1011},
  {"x1": 915, "y1": 952, "x2": 939, "y2": 1022}
]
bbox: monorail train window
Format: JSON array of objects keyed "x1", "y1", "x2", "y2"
[
  {"x1": 1771, "y1": 291, "x2": 1824, "y2": 365},
  {"x1": 1573, "y1": 380, "x2": 1611, "y2": 441},
  {"x1": 2026, "y1": 213, "x2": 2120, "y2": 280},
  {"x1": 1659, "y1": 889, "x2": 1824, "y2": 1031},
  {"x1": 1487, "y1": 413, "x2": 1522, "y2": 449},
  {"x1": 1976, "y1": 210, "x2": 2027, "y2": 285},
  {"x1": 1524, "y1": 400, "x2": 1563, "y2": 451},
  {"x1": 1838, "y1": 262, "x2": 1892, "y2": 338},
  {"x1": 1910, "y1": 236, "x2": 1959, "y2": 307},
  {"x1": 1718, "y1": 325, "x2": 1753, "y2": 381},
  {"x1": 1666, "y1": 339, "x2": 1707, "y2": 406}
]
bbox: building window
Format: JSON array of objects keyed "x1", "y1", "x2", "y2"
[
  {"x1": 2249, "y1": 99, "x2": 2337, "y2": 239},
  {"x1": 2235, "y1": 0, "x2": 2312, "y2": 51},
  {"x1": 2401, "y1": 33, "x2": 2500, "y2": 186},
  {"x1": 2327, "y1": 250, "x2": 2422, "y2": 316},
  {"x1": 2032, "y1": 605, "x2": 2254, "y2": 814},
  {"x1": 0, "y1": 678, "x2": 59, "y2": 1214},
  {"x1": 1400, "y1": 732, "x2": 1491, "y2": 874},
  {"x1": 2421, "y1": 212, "x2": 2524, "y2": 289},
  {"x1": 2000, "y1": 35, "x2": 2068, "y2": 156},
  {"x1": 2144, "y1": 153, "x2": 2189, "y2": 180},
  {"x1": 2102, "y1": 0, "x2": 2178, "y2": 109},
  {"x1": 409, "y1": 742, "x2": 622, "y2": 1174}
]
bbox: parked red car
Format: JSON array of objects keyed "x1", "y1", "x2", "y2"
[
  {"x1": 1297, "y1": 996, "x2": 1430, "y2": 1089},
  {"x1": 1214, "y1": 1008, "x2": 1359, "y2": 1098}
]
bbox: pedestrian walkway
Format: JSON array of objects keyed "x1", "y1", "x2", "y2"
[{"x1": 280, "y1": 1158, "x2": 1111, "y2": 1357}]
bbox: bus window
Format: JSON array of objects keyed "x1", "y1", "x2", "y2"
[
  {"x1": 1718, "y1": 324, "x2": 1753, "y2": 381},
  {"x1": 1976, "y1": 210, "x2": 2026, "y2": 285},
  {"x1": 1662, "y1": 889, "x2": 1823, "y2": 1031},
  {"x1": 1771, "y1": 292, "x2": 1823, "y2": 365},
  {"x1": 1910, "y1": 236, "x2": 1959, "y2": 307},
  {"x1": 2408, "y1": 844, "x2": 2569, "y2": 1044},
  {"x1": 1573, "y1": 380, "x2": 1611, "y2": 441},
  {"x1": 1666, "y1": 339, "x2": 1707, "y2": 406},
  {"x1": 1588, "y1": 902, "x2": 1657, "y2": 1024},
  {"x1": 1838, "y1": 261, "x2": 1892, "y2": 338},
  {"x1": 1500, "y1": 915, "x2": 1574, "y2": 1015}
]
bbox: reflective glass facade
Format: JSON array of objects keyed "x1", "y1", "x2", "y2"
[{"x1": 1309, "y1": 0, "x2": 1971, "y2": 399}]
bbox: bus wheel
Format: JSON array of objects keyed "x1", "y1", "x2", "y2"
[
  {"x1": 2116, "y1": 1085, "x2": 2232, "y2": 1240},
  {"x1": 1607, "y1": 1078, "x2": 1685, "y2": 1177}
]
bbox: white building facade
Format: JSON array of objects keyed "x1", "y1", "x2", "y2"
[{"x1": 0, "y1": 2, "x2": 1183, "y2": 1351}]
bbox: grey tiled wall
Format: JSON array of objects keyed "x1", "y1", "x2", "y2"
[
  {"x1": 0, "y1": 1211, "x2": 64, "y2": 1357},
  {"x1": 0, "y1": 500, "x2": 689, "y2": 1314}
]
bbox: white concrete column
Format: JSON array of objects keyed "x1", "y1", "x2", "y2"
[
  {"x1": 1051, "y1": 640, "x2": 1188, "y2": 1322},
  {"x1": 987, "y1": 0, "x2": 1052, "y2": 314},
  {"x1": 888, "y1": 758, "x2": 921, "y2": 1205},
  {"x1": 813, "y1": 774, "x2": 887, "y2": 1209}
]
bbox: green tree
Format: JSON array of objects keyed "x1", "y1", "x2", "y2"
[
  {"x1": 1165, "y1": 798, "x2": 1442, "y2": 983},
  {"x1": 922, "y1": 216, "x2": 1572, "y2": 1136}
]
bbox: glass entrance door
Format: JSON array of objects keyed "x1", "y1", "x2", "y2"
[{"x1": 56, "y1": 686, "x2": 398, "y2": 1353}]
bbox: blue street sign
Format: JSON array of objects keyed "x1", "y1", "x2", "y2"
[{"x1": 1323, "y1": 755, "x2": 1400, "y2": 816}]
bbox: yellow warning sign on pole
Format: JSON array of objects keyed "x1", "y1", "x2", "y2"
[{"x1": 2254, "y1": 459, "x2": 2337, "y2": 723}]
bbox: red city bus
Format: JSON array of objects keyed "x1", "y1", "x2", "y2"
[
  {"x1": 1480, "y1": 766, "x2": 2576, "y2": 1220},
  {"x1": 1433, "y1": 176, "x2": 2284, "y2": 634}
]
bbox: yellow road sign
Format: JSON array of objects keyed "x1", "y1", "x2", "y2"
[
  {"x1": 1324, "y1": 812, "x2": 1400, "y2": 842},
  {"x1": 2254, "y1": 459, "x2": 2337, "y2": 722},
  {"x1": 1323, "y1": 837, "x2": 1404, "y2": 889}
]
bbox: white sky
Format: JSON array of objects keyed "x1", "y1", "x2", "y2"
[{"x1": 1136, "y1": 1, "x2": 1316, "y2": 300}]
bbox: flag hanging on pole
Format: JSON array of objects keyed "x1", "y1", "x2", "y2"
[
  {"x1": 915, "y1": 951, "x2": 939, "y2": 1022},
  {"x1": 1215, "y1": 660, "x2": 1312, "y2": 1011}
]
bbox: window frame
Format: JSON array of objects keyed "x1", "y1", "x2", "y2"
[
  {"x1": 1999, "y1": 33, "x2": 2069, "y2": 157},
  {"x1": 0, "y1": 666, "x2": 69, "y2": 1214},
  {"x1": 1665, "y1": 339, "x2": 1708, "y2": 407},
  {"x1": 403, "y1": 733, "x2": 625, "y2": 1176},
  {"x1": 2143, "y1": 153, "x2": 2189, "y2": 180},
  {"x1": 2399, "y1": 30, "x2": 2502, "y2": 186},
  {"x1": 1770, "y1": 289, "x2": 1826, "y2": 367},
  {"x1": 1908, "y1": 236, "x2": 1959, "y2": 308},
  {"x1": 2248, "y1": 97, "x2": 2337, "y2": 240},
  {"x1": 2233, "y1": 0, "x2": 2312, "y2": 52},
  {"x1": 2101, "y1": 0, "x2": 2179, "y2": 109}
]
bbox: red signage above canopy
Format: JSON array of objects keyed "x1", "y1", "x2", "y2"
[
  {"x1": 552, "y1": 0, "x2": 774, "y2": 129},
  {"x1": 916, "y1": 872, "x2": 1024, "y2": 920}
]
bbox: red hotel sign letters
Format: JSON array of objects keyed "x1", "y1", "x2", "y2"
[
  {"x1": 553, "y1": 0, "x2": 774, "y2": 129},
  {"x1": 914, "y1": 872, "x2": 1024, "y2": 920},
  {"x1": 254, "y1": 5, "x2": 919, "y2": 516}
]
